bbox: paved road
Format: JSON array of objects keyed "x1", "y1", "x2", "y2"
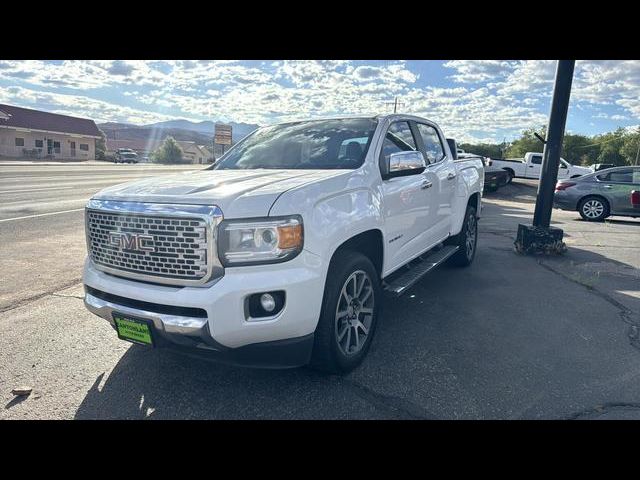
[
  {"x1": 1, "y1": 164, "x2": 639, "y2": 419},
  {"x1": 0, "y1": 162, "x2": 201, "y2": 311}
]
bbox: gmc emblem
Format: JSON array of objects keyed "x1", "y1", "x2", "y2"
[{"x1": 109, "y1": 232, "x2": 155, "y2": 252}]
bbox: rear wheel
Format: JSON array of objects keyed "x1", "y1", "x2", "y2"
[
  {"x1": 447, "y1": 204, "x2": 478, "y2": 267},
  {"x1": 503, "y1": 170, "x2": 514, "y2": 184},
  {"x1": 578, "y1": 196, "x2": 609, "y2": 221},
  {"x1": 310, "y1": 251, "x2": 380, "y2": 374}
]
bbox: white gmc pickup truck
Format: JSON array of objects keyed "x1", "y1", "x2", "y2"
[
  {"x1": 83, "y1": 114, "x2": 484, "y2": 373},
  {"x1": 492, "y1": 152, "x2": 593, "y2": 184}
]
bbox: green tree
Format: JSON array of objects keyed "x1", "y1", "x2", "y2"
[
  {"x1": 152, "y1": 137, "x2": 186, "y2": 164},
  {"x1": 562, "y1": 133, "x2": 599, "y2": 166},
  {"x1": 505, "y1": 126, "x2": 546, "y2": 157},
  {"x1": 620, "y1": 127, "x2": 640, "y2": 166},
  {"x1": 458, "y1": 143, "x2": 504, "y2": 158},
  {"x1": 95, "y1": 130, "x2": 107, "y2": 160},
  {"x1": 594, "y1": 128, "x2": 626, "y2": 165}
]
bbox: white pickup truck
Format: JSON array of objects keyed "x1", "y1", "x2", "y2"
[
  {"x1": 492, "y1": 152, "x2": 593, "y2": 184},
  {"x1": 83, "y1": 114, "x2": 484, "y2": 373}
]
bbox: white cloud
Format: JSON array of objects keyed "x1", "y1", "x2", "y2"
[{"x1": 1, "y1": 60, "x2": 638, "y2": 143}]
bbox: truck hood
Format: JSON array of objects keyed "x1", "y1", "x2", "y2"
[{"x1": 92, "y1": 168, "x2": 350, "y2": 218}]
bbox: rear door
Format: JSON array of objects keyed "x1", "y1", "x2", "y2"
[
  {"x1": 414, "y1": 122, "x2": 455, "y2": 243},
  {"x1": 596, "y1": 168, "x2": 640, "y2": 214}
]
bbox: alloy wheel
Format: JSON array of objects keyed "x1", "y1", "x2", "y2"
[
  {"x1": 582, "y1": 199, "x2": 604, "y2": 219},
  {"x1": 334, "y1": 270, "x2": 375, "y2": 356}
]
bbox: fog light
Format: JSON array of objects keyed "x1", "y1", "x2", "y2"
[
  {"x1": 247, "y1": 291, "x2": 285, "y2": 319},
  {"x1": 260, "y1": 293, "x2": 276, "y2": 313}
]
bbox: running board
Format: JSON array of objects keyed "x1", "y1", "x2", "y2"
[{"x1": 382, "y1": 245, "x2": 459, "y2": 297}]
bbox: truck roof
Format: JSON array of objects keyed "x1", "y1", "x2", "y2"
[{"x1": 270, "y1": 113, "x2": 437, "y2": 126}]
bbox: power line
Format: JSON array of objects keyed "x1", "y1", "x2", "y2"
[{"x1": 384, "y1": 97, "x2": 405, "y2": 113}]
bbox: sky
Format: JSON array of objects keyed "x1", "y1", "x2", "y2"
[{"x1": 0, "y1": 60, "x2": 638, "y2": 144}]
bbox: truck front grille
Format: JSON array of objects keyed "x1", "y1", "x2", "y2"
[{"x1": 85, "y1": 200, "x2": 223, "y2": 286}]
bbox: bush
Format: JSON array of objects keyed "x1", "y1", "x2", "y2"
[{"x1": 152, "y1": 137, "x2": 188, "y2": 164}]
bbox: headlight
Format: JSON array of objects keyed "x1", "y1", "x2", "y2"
[{"x1": 217, "y1": 215, "x2": 303, "y2": 266}]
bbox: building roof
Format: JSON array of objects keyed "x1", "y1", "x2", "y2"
[{"x1": 0, "y1": 103, "x2": 102, "y2": 138}]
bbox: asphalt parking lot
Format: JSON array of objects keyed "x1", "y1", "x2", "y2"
[{"x1": 1, "y1": 162, "x2": 639, "y2": 419}]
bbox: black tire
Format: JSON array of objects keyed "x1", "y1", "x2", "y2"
[
  {"x1": 447, "y1": 204, "x2": 478, "y2": 267},
  {"x1": 498, "y1": 173, "x2": 510, "y2": 187},
  {"x1": 503, "y1": 170, "x2": 514, "y2": 184},
  {"x1": 578, "y1": 196, "x2": 609, "y2": 222},
  {"x1": 310, "y1": 250, "x2": 381, "y2": 374}
]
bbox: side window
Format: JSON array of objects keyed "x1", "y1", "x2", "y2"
[
  {"x1": 380, "y1": 121, "x2": 417, "y2": 164},
  {"x1": 633, "y1": 170, "x2": 640, "y2": 184},
  {"x1": 598, "y1": 169, "x2": 633, "y2": 183},
  {"x1": 338, "y1": 136, "x2": 369, "y2": 161},
  {"x1": 416, "y1": 124, "x2": 445, "y2": 164},
  {"x1": 531, "y1": 155, "x2": 543, "y2": 165}
]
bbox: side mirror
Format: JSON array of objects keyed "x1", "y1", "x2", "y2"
[
  {"x1": 385, "y1": 151, "x2": 426, "y2": 179},
  {"x1": 446, "y1": 138, "x2": 458, "y2": 160}
]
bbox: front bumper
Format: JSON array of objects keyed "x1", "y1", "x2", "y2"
[
  {"x1": 83, "y1": 249, "x2": 325, "y2": 368},
  {"x1": 84, "y1": 288, "x2": 313, "y2": 367}
]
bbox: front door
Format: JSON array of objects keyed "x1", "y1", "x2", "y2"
[
  {"x1": 379, "y1": 120, "x2": 433, "y2": 273},
  {"x1": 527, "y1": 154, "x2": 543, "y2": 178},
  {"x1": 70, "y1": 141, "x2": 76, "y2": 157},
  {"x1": 597, "y1": 168, "x2": 640, "y2": 215}
]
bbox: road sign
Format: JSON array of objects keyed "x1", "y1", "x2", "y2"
[{"x1": 214, "y1": 124, "x2": 232, "y2": 146}]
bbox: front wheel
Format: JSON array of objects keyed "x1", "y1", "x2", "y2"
[
  {"x1": 310, "y1": 251, "x2": 381, "y2": 374},
  {"x1": 447, "y1": 204, "x2": 478, "y2": 267}
]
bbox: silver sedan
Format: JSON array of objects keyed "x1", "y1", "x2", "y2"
[{"x1": 554, "y1": 166, "x2": 640, "y2": 221}]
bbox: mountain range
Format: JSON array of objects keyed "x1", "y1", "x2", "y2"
[{"x1": 98, "y1": 119, "x2": 260, "y2": 145}]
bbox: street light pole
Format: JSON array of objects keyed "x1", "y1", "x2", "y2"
[
  {"x1": 515, "y1": 60, "x2": 575, "y2": 255},
  {"x1": 533, "y1": 60, "x2": 575, "y2": 228}
]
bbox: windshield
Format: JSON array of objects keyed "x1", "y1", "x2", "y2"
[{"x1": 212, "y1": 118, "x2": 377, "y2": 170}]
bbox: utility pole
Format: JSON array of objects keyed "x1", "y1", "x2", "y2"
[
  {"x1": 515, "y1": 60, "x2": 575, "y2": 255},
  {"x1": 385, "y1": 97, "x2": 405, "y2": 113}
]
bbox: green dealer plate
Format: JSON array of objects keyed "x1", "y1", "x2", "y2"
[{"x1": 113, "y1": 314, "x2": 154, "y2": 346}]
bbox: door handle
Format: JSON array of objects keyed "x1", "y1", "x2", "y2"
[
  {"x1": 529, "y1": 165, "x2": 535, "y2": 168},
  {"x1": 421, "y1": 180, "x2": 433, "y2": 189},
  {"x1": 603, "y1": 185, "x2": 613, "y2": 189},
  {"x1": 447, "y1": 172, "x2": 456, "y2": 180}
]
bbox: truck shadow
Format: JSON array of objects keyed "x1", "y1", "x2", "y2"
[{"x1": 74, "y1": 347, "x2": 332, "y2": 419}]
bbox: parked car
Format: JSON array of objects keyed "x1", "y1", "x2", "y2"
[
  {"x1": 115, "y1": 148, "x2": 139, "y2": 164},
  {"x1": 554, "y1": 166, "x2": 640, "y2": 221},
  {"x1": 491, "y1": 152, "x2": 593, "y2": 184},
  {"x1": 82, "y1": 114, "x2": 484, "y2": 373}
]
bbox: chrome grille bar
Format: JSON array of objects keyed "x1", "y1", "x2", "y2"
[{"x1": 85, "y1": 199, "x2": 223, "y2": 286}]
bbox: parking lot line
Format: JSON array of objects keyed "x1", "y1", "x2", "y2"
[
  {"x1": 0, "y1": 208, "x2": 85, "y2": 223},
  {"x1": 0, "y1": 187, "x2": 75, "y2": 195}
]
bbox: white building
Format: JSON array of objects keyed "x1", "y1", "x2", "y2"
[{"x1": 0, "y1": 104, "x2": 102, "y2": 160}]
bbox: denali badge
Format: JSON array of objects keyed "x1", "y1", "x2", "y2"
[{"x1": 108, "y1": 232, "x2": 155, "y2": 252}]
